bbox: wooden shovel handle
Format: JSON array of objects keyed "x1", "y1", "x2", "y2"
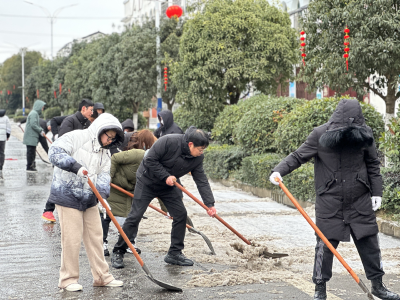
[
  {"x1": 84, "y1": 171, "x2": 144, "y2": 267},
  {"x1": 43, "y1": 134, "x2": 52, "y2": 144},
  {"x1": 276, "y1": 179, "x2": 360, "y2": 283},
  {"x1": 174, "y1": 181, "x2": 251, "y2": 245},
  {"x1": 110, "y1": 183, "x2": 200, "y2": 230}
]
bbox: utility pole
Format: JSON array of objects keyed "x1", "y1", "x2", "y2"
[
  {"x1": 24, "y1": 1, "x2": 78, "y2": 60},
  {"x1": 155, "y1": 0, "x2": 162, "y2": 127},
  {"x1": 20, "y1": 48, "x2": 27, "y2": 116}
]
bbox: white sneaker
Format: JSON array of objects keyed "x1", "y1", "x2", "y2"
[
  {"x1": 105, "y1": 280, "x2": 123, "y2": 287},
  {"x1": 65, "y1": 283, "x2": 83, "y2": 291}
]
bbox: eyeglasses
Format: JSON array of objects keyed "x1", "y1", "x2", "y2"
[
  {"x1": 196, "y1": 147, "x2": 206, "y2": 153},
  {"x1": 104, "y1": 132, "x2": 116, "y2": 142}
]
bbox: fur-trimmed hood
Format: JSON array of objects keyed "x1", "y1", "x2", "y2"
[{"x1": 319, "y1": 99, "x2": 373, "y2": 149}]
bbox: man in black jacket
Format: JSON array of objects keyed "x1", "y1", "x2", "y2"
[
  {"x1": 111, "y1": 127, "x2": 216, "y2": 268},
  {"x1": 50, "y1": 115, "x2": 68, "y2": 141},
  {"x1": 270, "y1": 99, "x2": 399, "y2": 300},
  {"x1": 41, "y1": 99, "x2": 94, "y2": 223},
  {"x1": 58, "y1": 99, "x2": 93, "y2": 137},
  {"x1": 153, "y1": 110, "x2": 183, "y2": 138}
]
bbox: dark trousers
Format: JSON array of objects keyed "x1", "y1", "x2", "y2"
[
  {"x1": 26, "y1": 145, "x2": 36, "y2": 168},
  {"x1": 38, "y1": 135, "x2": 49, "y2": 154},
  {"x1": 0, "y1": 141, "x2": 5, "y2": 170},
  {"x1": 313, "y1": 230, "x2": 385, "y2": 284},
  {"x1": 43, "y1": 199, "x2": 55, "y2": 213},
  {"x1": 101, "y1": 213, "x2": 138, "y2": 245},
  {"x1": 113, "y1": 180, "x2": 186, "y2": 255}
]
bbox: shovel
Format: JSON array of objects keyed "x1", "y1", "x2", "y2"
[
  {"x1": 110, "y1": 183, "x2": 216, "y2": 255},
  {"x1": 84, "y1": 171, "x2": 182, "y2": 292},
  {"x1": 276, "y1": 178, "x2": 375, "y2": 300},
  {"x1": 174, "y1": 181, "x2": 288, "y2": 259},
  {"x1": 18, "y1": 125, "x2": 51, "y2": 165}
]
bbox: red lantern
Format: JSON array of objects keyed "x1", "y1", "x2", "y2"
[
  {"x1": 164, "y1": 66, "x2": 168, "y2": 91},
  {"x1": 68, "y1": 88, "x2": 71, "y2": 93},
  {"x1": 300, "y1": 30, "x2": 306, "y2": 66},
  {"x1": 166, "y1": 5, "x2": 183, "y2": 19},
  {"x1": 59, "y1": 83, "x2": 62, "y2": 95},
  {"x1": 37, "y1": 89, "x2": 39, "y2": 98},
  {"x1": 54, "y1": 91, "x2": 57, "y2": 98},
  {"x1": 343, "y1": 27, "x2": 350, "y2": 71},
  {"x1": 13, "y1": 85, "x2": 15, "y2": 90},
  {"x1": 7, "y1": 90, "x2": 10, "y2": 95}
]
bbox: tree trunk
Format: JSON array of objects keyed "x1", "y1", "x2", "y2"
[
  {"x1": 386, "y1": 79, "x2": 397, "y2": 116},
  {"x1": 167, "y1": 97, "x2": 174, "y2": 111}
]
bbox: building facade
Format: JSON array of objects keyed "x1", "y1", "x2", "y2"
[{"x1": 57, "y1": 31, "x2": 106, "y2": 57}]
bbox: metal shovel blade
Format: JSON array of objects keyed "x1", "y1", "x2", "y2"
[
  {"x1": 189, "y1": 227, "x2": 216, "y2": 255},
  {"x1": 358, "y1": 279, "x2": 376, "y2": 300},
  {"x1": 263, "y1": 252, "x2": 289, "y2": 259},
  {"x1": 142, "y1": 263, "x2": 183, "y2": 292}
]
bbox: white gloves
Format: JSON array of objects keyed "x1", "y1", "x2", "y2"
[
  {"x1": 269, "y1": 172, "x2": 283, "y2": 185},
  {"x1": 41, "y1": 131, "x2": 45, "y2": 137},
  {"x1": 372, "y1": 196, "x2": 382, "y2": 211},
  {"x1": 98, "y1": 199, "x2": 111, "y2": 215},
  {"x1": 77, "y1": 167, "x2": 88, "y2": 180}
]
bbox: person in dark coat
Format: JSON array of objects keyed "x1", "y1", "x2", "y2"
[
  {"x1": 58, "y1": 99, "x2": 93, "y2": 137},
  {"x1": 41, "y1": 99, "x2": 94, "y2": 223},
  {"x1": 92, "y1": 103, "x2": 105, "y2": 120},
  {"x1": 121, "y1": 118, "x2": 134, "y2": 133},
  {"x1": 270, "y1": 99, "x2": 399, "y2": 300},
  {"x1": 111, "y1": 127, "x2": 216, "y2": 269},
  {"x1": 50, "y1": 115, "x2": 68, "y2": 141},
  {"x1": 153, "y1": 110, "x2": 183, "y2": 138}
]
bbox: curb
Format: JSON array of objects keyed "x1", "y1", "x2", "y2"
[{"x1": 213, "y1": 178, "x2": 400, "y2": 239}]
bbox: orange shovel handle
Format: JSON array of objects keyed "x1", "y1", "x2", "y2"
[
  {"x1": 277, "y1": 179, "x2": 360, "y2": 283},
  {"x1": 174, "y1": 181, "x2": 251, "y2": 245},
  {"x1": 84, "y1": 172, "x2": 144, "y2": 267}
]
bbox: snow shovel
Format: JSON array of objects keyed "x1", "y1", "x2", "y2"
[
  {"x1": 276, "y1": 178, "x2": 375, "y2": 300},
  {"x1": 174, "y1": 181, "x2": 288, "y2": 259},
  {"x1": 84, "y1": 171, "x2": 182, "y2": 292},
  {"x1": 18, "y1": 125, "x2": 51, "y2": 165},
  {"x1": 110, "y1": 183, "x2": 216, "y2": 255}
]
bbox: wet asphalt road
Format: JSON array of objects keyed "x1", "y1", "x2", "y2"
[{"x1": 1, "y1": 131, "x2": 399, "y2": 300}]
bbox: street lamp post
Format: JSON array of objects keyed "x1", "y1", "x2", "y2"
[
  {"x1": 155, "y1": 0, "x2": 162, "y2": 125},
  {"x1": 20, "y1": 48, "x2": 27, "y2": 116},
  {"x1": 24, "y1": 1, "x2": 78, "y2": 60}
]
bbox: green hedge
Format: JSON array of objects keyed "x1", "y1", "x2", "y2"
[
  {"x1": 43, "y1": 107, "x2": 61, "y2": 120},
  {"x1": 381, "y1": 167, "x2": 400, "y2": 215},
  {"x1": 203, "y1": 144, "x2": 247, "y2": 179},
  {"x1": 14, "y1": 116, "x2": 27, "y2": 123},
  {"x1": 212, "y1": 104, "x2": 244, "y2": 144},
  {"x1": 174, "y1": 104, "x2": 221, "y2": 132},
  {"x1": 274, "y1": 97, "x2": 385, "y2": 154},
  {"x1": 15, "y1": 108, "x2": 30, "y2": 116},
  {"x1": 233, "y1": 96, "x2": 304, "y2": 154}
]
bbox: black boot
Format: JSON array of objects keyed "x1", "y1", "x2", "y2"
[
  {"x1": 314, "y1": 282, "x2": 327, "y2": 300},
  {"x1": 371, "y1": 277, "x2": 400, "y2": 300}
]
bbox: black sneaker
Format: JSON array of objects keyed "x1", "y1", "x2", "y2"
[
  {"x1": 314, "y1": 282, "x2": 327, "y2": 300},
  {"x1": 111, "y1": 252, "x2": 125, "y2": 269},
  {"x1": 26, "y1": 167, "x2": 37, "y2": 172},
  {"x1": 371, "y1": 277, "x2": 400, "y2": 300},
  {"x1": 164, "y1": 252, "x2": 194, "y2": 266}
]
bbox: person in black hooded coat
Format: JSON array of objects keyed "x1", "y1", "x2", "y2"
[
  {"x1": 270, "y1": 99, "x2": 399, "y2": 300},
  {"x1": 153, "y1": 110, "x2": 183, "y2": 138}
]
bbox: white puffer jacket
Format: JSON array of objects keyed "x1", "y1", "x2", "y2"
[
  {"x1": 0, "y1": 110, "x2": 11, "y2": 142},
  {"x1": 48, "y1": 113, "x2": 124, "y2": 211}
]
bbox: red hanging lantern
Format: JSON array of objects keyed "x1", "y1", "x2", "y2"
[
  {"x1": 36, "y1": 89, "x2": 39, "y2": 98},
  {"x1": 54, "y1": 91, "x2": 57, "y2": 98},
  {"x1": 68, "y1": 88, "x2": 71, "y2": 93},
  {"x1": 13, "y1": 85, "x2": 15, "y2": 90},
  {"x1": 0, "y1": 91, "x2": 2, "y2": 95},
  {"x1": 164, "y1": 66, "x2": 168, "y2": 91},
  {"x1": 59, "y1": 83, "x2": 62, "y2": 95},
  {"x1": 343, "y1": 27, "x2": 350, "y2": 71},
  {"x1": 7, "y1": 90, "x2": 10, "y2": 95},
  {"x1": 166, "y1": 5, "x2": 183, "y2": 19},
  {"x1": 300, "y1": 30, "x2": 306, "y2": 66}
]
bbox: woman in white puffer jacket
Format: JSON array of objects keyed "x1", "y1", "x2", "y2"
[{"x1": 48, "y1": 113, "x2": 125, "y2": 292}]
